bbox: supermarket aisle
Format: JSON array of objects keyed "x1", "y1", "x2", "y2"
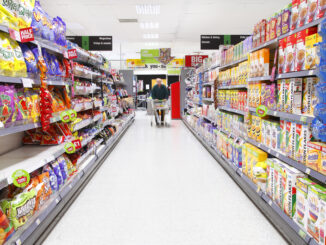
[{"x1": 44, "y1": 111, "x2": 286, "y2": 245}]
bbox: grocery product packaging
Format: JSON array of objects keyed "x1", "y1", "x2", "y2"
[
  {"x1": 285, "y1": 34, "x2": 296, "y2": 73},
  {"x1": 276, "y1": 10, "x2": 283, "y2": 37},
  {"x1": 291, "y1": 0, "x2": 300, "y2": 30},
  {"x1": 318, "y1": 0, "x2": 326, "y2": 18},
  {"x1": 307, "y1": 0, "x2": 318, "y2": 23},
  {"x1": 305, "y1": 34, "x2": 319, "y2": 70},
  {"x1": 277, "y1": 80, "x2": 285, "y2": 111},
  {"x1": 295, "y1": 123, "x2": 311, "y2": 164},
  {"x1": 270, "y1": 15, "x2": 277, "y2": 40},
  {"x1": 259, "y1": 48, "x2": 270, "y2": 77},
  {"x1": 279, "y1": 38, "x2": 287, "y2": 74},
  {"x1": 281, "y1": 165, "x2": 305, "y2": 217},
  {"x1": 307, "y1": 185, "x2": 326, "y2": 243},
  {"x1": 271, "y1": 121, "x2": 281, "y2": 151},
  {"x1": 298, "y1": 0, "x2": 308, "y2": 27},
  {"x1": 302, "y1": 77, "x2": 318, "y2": 115},
  {"x1": 296, "y1": 178, "x2": 317, "y2": 230},
  {"x1": 280, "y1": 120, "x2": 286, "y2": 153},
  {"x1": 307, "y1": 142, "x2": 322, "y2": 171},
  {"x1": 282, "y1": 3, "x2": 292, "y2": 35},
  {"x1": 274, "y1": 159, "x2": 286, "y2": 207},
  {"x1": 286, "y1": 120, "x2": 296, "y2": 159},
  {"x1": 266, "y1": 159, "x2": 275, "y2": 199},
  {"x1": 285, "y1": 78, "x2": 303, "y2": 114},
  {"x1": 296, "y1": 27, "x2": 317, "y2": 71}
]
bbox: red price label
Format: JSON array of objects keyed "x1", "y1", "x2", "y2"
[
  {"x1": 19, "y1": 27, "x2": 34, "y2": 42},
  {"x1": 72, "y1": 139, "x2": 82, "y2": 150},
  {"x1": 67, "y1": 49, "x2": 78, "y2": 59}
]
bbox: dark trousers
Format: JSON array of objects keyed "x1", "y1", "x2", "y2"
[{"x1": 155, "y1": 110, "x2": 165, "y2": 125}]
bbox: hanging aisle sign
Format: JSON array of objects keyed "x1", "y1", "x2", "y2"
[
  {"x1": 200, "y1": 35, "x2": 250, "y2": 50},
  {"x1": 66, "y1": 36, "x2": 113, "y2": 51}
]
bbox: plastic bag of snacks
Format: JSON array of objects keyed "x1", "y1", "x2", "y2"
[
  {"x1": 8, "y1": 38, "x2": 27, "y2": 77},
  {"x1": 19, "y1": 44, "x2": 38, "y2": 74},
  {"x1": 0, "y1": 207, "x2": 14, "y2": 245},
  {"x1": 0, "y1": 0, "x2": 35, "y2": 30}
]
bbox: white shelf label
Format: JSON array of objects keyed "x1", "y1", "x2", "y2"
[
  {"x1": 69, "y1": 184, "x2": 72, "y2": 189},
  {"x1": 309, "y1": 70, "x2": 314, "y2": 75},
  {"x1": 22, "y1": 78, "x2": 34, "y2": 88},
  {"x1": 16, "y1": 239, "x2": 22, "y2": 245},
  {"x1": 55, "y1": 198, "x2": 60, "y2": 204},
  {"x1": 36, "y1": 218, "x2": 40, "y2": 225},
  {"x1": 267, "y1": 149, "x2": 271, "y2": 154},
  {"x1": 268, "y1": 200, "x2": 273, "y2": 206},
  {"x1": 305, "y1": 168, "x2": 311, "y2": 175},
  {"x1": 273, "y1": 111, "x2": 277, "y2": 116},
  {"x1": 276, "y1": 153, "x2": 280, "y2": 158},
  {"x1": 278, "y1": 74, "x2": 282, "y2": 79}
]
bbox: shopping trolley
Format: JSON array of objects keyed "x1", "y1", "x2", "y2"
[{"x1": 151, "y1": 99, "x2": 169, "y2": 127}]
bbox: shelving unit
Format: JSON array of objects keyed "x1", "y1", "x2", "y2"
[
  {"x1": 247, "y1": 76, "x2": 272, "y2": 82},
  {"x1": 219, "y1": 56, "x2": 248, "y2": 70},
  {"x1": 218, "y1": 106, "x2": 247, "y2": 116},
  {"x1": 276, "y1": 70, "x2": 317, "y2": 79},
  {"x1": 218, "y1": 84, "x2": 247, "y2": 90}
]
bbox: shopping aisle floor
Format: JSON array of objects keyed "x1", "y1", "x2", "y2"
[{"x1": 44, "y1": 111, "x2": 286, "y2": 245}]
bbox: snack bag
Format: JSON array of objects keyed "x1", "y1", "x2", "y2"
[
  {"x1": 57, "y1": 156, "x2": 68, "y2": 183},
  {"x1": 0, "y1": 207, "x2": 14, "y2": 244},
  {"x1": 19, "y1": 44, "x2": 38, "y2": 74},
  {"x1": 0, "y1": 85, "x2": 15, "y2": 127},
  {"x1": 0, "y1": 33, "x2": 15, "y2": 77},
  {"x1": 296, "y1": 178, "x2": 316, "y2": 230},
  {"x1": 62, "y1": 154, "x2": 76, "y2": 176},
  {"x1": 51, "y1": 161, "x2": 63, "y2": 189},
  {"x1": 43, "y1": 164, "x2": 58, "y2": 192},
  {"x1": 1, "y1": 189, "x2": 36, "y2": 229},
  {"x1": 37, "y1": 172, "x2": 52, "y2": 203},
  {"x1": 31, "y1": 0, "x2": 43, "y2": 37}
]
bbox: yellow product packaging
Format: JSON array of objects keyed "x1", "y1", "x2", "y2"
[
  {"x1": 242, "y1": 144, "x2": 249, "y2": 175},
  {"x1": 295, "y1": 123, "x2": 311, "y2": 164},
  {"x1": 319, "y1": 144, "x2": 326, "y2": 176},
  {"x1": 251, "y1": 115, "x2": 257, "y2": 140},
  {"x1": 8, "y1": 37, "x2": 27, "y2": 77},
  {"x1": 302, "y1": 77, "x2": 318, "y2": 116},
  {"x1": 286, "y1": 78, "x2": 303, "y2": 114},
  {"x1": 305, "y1": 34, "x2": 318, "y2": 70},
  {"x1": 0, "y1": 0, "x2": 35, "y2": 30},
  {"x1": 249, "y1": 147, "x2": 267, "y2": 180},
  {"x1": 307, "y1": 142, "x2": 322, "y2": 171},
  {"x1": 266, "y1": 158, "x2": 275, "y2": 200},
  {"x1": 256, "y1": 117, "x2": 262, "y2": 143},
  {"x1": 0, "y1": 33, "x2": 14, "y2": 77}
]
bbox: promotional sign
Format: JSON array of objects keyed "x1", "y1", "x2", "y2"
[
  {"x1": 256, "y1": 105, "x2": 268, "y2": 117},
  {"x1": 66, "y1": 36, "x2": 113, "y2": 51},
  {"x1": 167, "y1": 69, "x2": 181, "y2": 75},
  {"x1": 185, "y1": 55, "x2": 208, "y2": 67},
  {"x1": 19, "y1": 27, "x2": 34, "y2": 42},
  {"x1": 200, "y1": 35, "x2": 250, "y2": 50},
  {"x1": 67, "y1": 49, "x2": 78, "y2": 59},
  {"x1": 141, "y1": 49, "x2": 160, "y2": 64},
  {"x1": 72, "y1": 139, "x2": 82, "y2": 150},
  {"x1": 60, "y1": 111, "x2": 71, "y2": 123},
  {"x1": 69, "y1": 110, "x2": 77, "y2": 121},
  {"x1": 65, "y1": 142, "x2": 76, "y2": 154},
  {"x1": 155, "y1": 48, "x2": 175, "y2": 65},
  {"x1": 167, "y1": 59, "x2": 184, "y2": 68},
  {"x1": 12, "y1": 170, "x2": 30, "y2": 188},
  {"x1": 126, "y1": 59, "x2": 146, "y2": 68}
]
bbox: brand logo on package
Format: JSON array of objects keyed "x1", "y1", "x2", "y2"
[
  {"x1": 67, "y1": 49, "x2": 78, "y2": 59},
  {"x1": 12, "y1": 169, "x2": 30, "y2": 188},
  {"x1": 19, "y1": 27, "x2": 34, "y2": 42},
  {"x1": 185, "y1": 55, "x2": 208, "y2": 67}
]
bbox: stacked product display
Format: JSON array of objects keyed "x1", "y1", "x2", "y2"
[
  {"x1": 0, "y1": 1, "x2": 134, "y2": 245},
  {"x1": 183, "y1": 2, "x2": 326, "y2": 244}
]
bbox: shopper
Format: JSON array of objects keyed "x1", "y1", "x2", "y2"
[{"x1": 151, "y1": 78, "x2": 169, "y2": 125}]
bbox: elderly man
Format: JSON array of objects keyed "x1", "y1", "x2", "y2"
[{"x1": 151, "y1": 78, "x2": 169, "y2": 125}]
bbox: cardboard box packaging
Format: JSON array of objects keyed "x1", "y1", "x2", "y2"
[
  {"x1": 295, "y1": 123, "x2": 311, "y2": 164},
  {"x1": 285, "y1": 34, "x2": 296, "y2": 73},
  {"x1": 302, "y1": 77, "x2": 318, "y2": 115},
  {"x1": 298, "y1": 0, "x2": 308, "y2": 27},
  {"x1": 291, "y1": 0, "x2": 300, "y2": 30}
]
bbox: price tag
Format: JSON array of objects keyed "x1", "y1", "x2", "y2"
[
  {"x1": 276, "y1": 153, "x2": 280, "y2": 158},
  {"x1": 67, "y1": 49, "x2": 78, "y2": 59},
  {"x1": 278, "y1": 74, "x2": 282, "y2": 79},
  {"x1": 72, "y1": 139, "x2": 82, "y2": 150},
  {"x1": 60, "y1": 111, "x2": 70, "y2": 123},
  {"x1": 258, "y1": 143, "x2": 262, "y2": 148},
  {"x1": 268, "y1": 149, "x2": 271, "y2": 154},
  {"x1": 9, "y1": 28, "x2": 21, "y2": 41},
  {"x1": 305, "y1": 168, "x2": 311, "y2": 175},
  {"x1": 309, "y1": 70, "x2": 314, "y2": 75},
  {"x1": 256, "y1": 105, "x2": 268, "y2": 117},
  {"x1": 268, "y1": 200, "x2": 273, "y2": 206},
  {"x1": 300, "y1": 116, "x2": 307, "y2": 123},
  {"x1": 299, "y1": 230, "x2": 307, "y2": 239},
  {"x1": 16, "y1": 239, "x2": 22, "y2": 245},
  {"x1": 256, "y1": 186, "x2": 261, "y2": 193},
  {"x1": 55, "y1": 198, "x2": 60, "y2": 204},
  {"x1": 69, "y1": 110, "x2": 77, "y2": 121},
  {"x1": 273, "y1": 111, "x2": 277, "y2": 116},
  {"x1": 36, "y1": 218, "x2": 40, "y2": 226},
  {"x1": 21, "y1": 78, "x2": 34, "y2": 88},
  {"x1": 19, "y1": 27, "x2": 34, "y2": 42},
  {"x1": 69, "y1": 184, "x2": 72, "y2": 189}
]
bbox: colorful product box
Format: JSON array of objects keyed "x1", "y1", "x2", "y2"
[
  {"x1": 280, "y1": 120, "x2": 286, "y2": 153},
  {"x1": 302, "y1": 77, "x2": 318, "y2": 115},
  {"x1": 299, "y1": 0, "x2": 308, "y2": 27},
  {"x1": 295, "y1": 123, "x2": 311, "y2": 164},
  {"x1": 305, "y1": 34, "x2": 319, "y2": 70},
  {"x1": 287, "y1": 78, "x2": 303, "y2": 114},
  {"x1": 266, "y1": 159, "x2": 275, "y2": 199},
  {"x1": 281, "y1": 165, "x2": 305, "y2": 217},
  {"x1": 282, "y1": 3, "x2": 292, "y2": 35},
  {"x1": 270, "y1": 15, "x2": 277, "y2": 40},
  {"x1": 285, "y1": 34, "x2": 296, "y2": 73},
  {"x1": 277, "y1": 80, "x2": 285, "y2": 111},
  {"x1": 274, "y1": 159, "x2": 286, "y2": 207},
  {"x1": 307, "y1": 185, "x2": 326, "y2": 243},
  {"x1": 291, "y1": 0, "x2": 300, "y2": 30},
  {"x1": 307, "y1": 142, "x2": 322, "y2": 171},
  {"x1": 295, "y1": 178, "x2": 317, "y2": 230},
  {"x1": 276, "y1": 10, "x2": 283, "y2": 37},
  {"x1": 278, "y1": 38, "x2": 287, "y2": 74},
  {"x1": 307, "y1": 0, "x2": 318, "y2": 23},
  {"x1": 286, "y1": 121, "x2": 296, "y2": 159}
]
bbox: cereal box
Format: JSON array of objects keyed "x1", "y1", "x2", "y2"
[
  {"x1": 280, "y1": 120, "x2": 286, "y2": 153},
  {"x1": 295, "y1": 123, "x2": 312, "y2": 164},
  {"x1": 276, "y1": 10, "x2": 283, "y2": 37},
  {"x1": 266, "y1": 159, "x2": 275, "y2": 199},
  {"x1": 296, "y1": 30, "x2": 308, "y2": 72},
  {"x1": 284, "y1": 79, "x2": 291, "y2": 112},
  {"x1": 305, "y1": 34, "x2": 318, "y2": 70},
  {"x1": 261, "y1": 83, "x2": 268, "y2": 106},
  {"x1": 302, "y1": 77, "x2": 318, "y2": 115},
  {"x1": 307, "y1": 142, "x2": 322, "y2": 171},
  {"x1": 285, "y1": 34, "x2": 296, "y2": 73},
  {"x1": 274, "y1": 159, "x2": 286, "y2": 207},
  {"x1": 260, "y1": 48, "x2": 270, "y2": 77},
  {"x1": 319, "y1": 196, "x2": 326, "y2": 245},
  {"x1": 265, "y1": 120, "x2": 272, "y2": 148},
  {"x1": 266, "y1": 19, "x2": 270, "y2": 42},
  {"x1": 270, "y1": 14, "x2": 277, "y2": 40},
  {"x1": 271, "y1": 121, "x2": 281, "y2": 151},
  {"x1": 282, "y1": 3, "x2": 292, "y2": 35},
  {"x1": 291, "y1": 0, "x2": 300, "y2": 30},
  {"x1": 319, "y1": 144, "x2": 326, "y2": 176},
  {"x1": 318, "y1": 0, "x2": 326, "y2": 18},
  {"x1": 296, "y1": 178, "x2": 317, "y2": 230},
  {"x1": 307, "y1": 0, "x2": 318, "y2": 23},
  {"x1": 286, "y1": 121, "x2": 296, "y2": 159},
  {"x1": 277, "y1": 80, "x2": 285, "y2": 111},
  {"x1": 299, "y1": 0, "x2": 308, "y2": 27},
  {"x1": 281, "y1": 165, "x2": 305, "y2": 217},
  {"x1": 268, "y1": 83, "x2": 277, "y2": 111},
  {"x1": 287, "y1": 78, "x2": 303, "y2": 114},
  {"x1": 256, "y1": 117, "x2": 262, "y2": 143},
  {"x1": 307, "y1": 185, "x2": 326, "y2": 243},
  {"x1": 278, "y1": 38, "x2": 287, "y2": 74}
]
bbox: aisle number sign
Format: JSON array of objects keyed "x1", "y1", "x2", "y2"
[{"x1": 12, "y1": 170, "x2": 30, "y2": 188}]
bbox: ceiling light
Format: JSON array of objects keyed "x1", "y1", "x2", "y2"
[
  {"x1": 140, "y1": 22, "x2": 159, "y2": 29},
  {"x1": 143, "y1": 33, "x2": 159, "y2": 39},
  {"x1": 145, "y1": 42, "x2": 159, "y2": 46},
  {"x1": 136, "y1": 4, "x2": 160, "y2": 15}
]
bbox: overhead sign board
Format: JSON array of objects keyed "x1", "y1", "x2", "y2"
[
  {"x1": 185, "y1": 55, "x2": 208, "y2": 67},
  {"x1": 200, "y1": 35, "x2": 250, "y2": 50},
  {"x1": 66, "y1": 36, "x2": 113, "y2": 51}
]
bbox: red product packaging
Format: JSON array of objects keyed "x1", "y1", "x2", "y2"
[
  {"x1": 278, "y1": 38, "x2": 287, "y2": 73},
  {"x1": 260, "y1": 19, "x2": 267, "y2": 44},
  {"x1": 291, "y1": 0, "x2": 300, "y2": 30},
  {"x1": 318, "y1": 0, "x2": 326, "y2": 18},
  {"x1": 266, "y1": 19, "x2": 270, "y2": 42},
  {"x1": 295, "y1": 27, "x2": 317, "y2": 71},
  {"x1": 285, "y1": 34, "x2": 296, "y2": 73},
  {"x1": 307, "y1": 0, "x2": 318, "y2": 22},
  {"x1": 298, "y1": 0, "x2": 308, "y2": 27},
  {"x1": 276, "y1": 11, "x2": 283, "y2": 37}
]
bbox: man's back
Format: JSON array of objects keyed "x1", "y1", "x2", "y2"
[{"x1": 152, "y1": 84, "x2": 169, "y2": 100}]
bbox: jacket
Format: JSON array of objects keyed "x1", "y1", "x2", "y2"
[{"x1": 151, "y1": 84, "x2": 169, "y2": 100}]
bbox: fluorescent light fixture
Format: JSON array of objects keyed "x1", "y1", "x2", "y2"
[
  {"x1": 136, "y1": 4, "x2": 160, "y2": 15},
  {"x1": 140, "y1": 22, "x2": 159, "y2": 29},
  {"x1": 143, "y1": 33, "x2": 159, "y2": 39}
]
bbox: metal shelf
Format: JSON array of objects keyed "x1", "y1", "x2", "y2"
[
  {"x1": 183, "y1": 119, "x2": 315, "y2": 245},
  {"x1": 5, "y1": 117, "x2": 134, "y2": 245},
  {"x1": 218, "y1": 106, "x2": 247, "y2": 115},
  {"x1": 248, "y1": 107, "x2": 314, "y2": 124},
  {"x1": 218, "y1": 84, "x2": 247, "y2": 90},
  {"x1": 245, "y1": 137, "x2": 326, "y2": 184},
  {"x1": 250, "y1": 39, "x2": 278, "y2": 53},
  {"x1": 202, "y1": 98, "x2": 214, "y2": 103},
  {"x1": 219, "y1": 56, "x2": 248, "y2": 70},
  {"x1": 276, "y1": 70, "x2": 317, "y2": 80},
  {"x1": 202, "y1": 82, "x2": 214, "y2": 86},
  {"x1": 247, "y1": 76, "x2": 272, "y2": 82}
]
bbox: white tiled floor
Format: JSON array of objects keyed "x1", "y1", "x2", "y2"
[{"x1": 43, "y1": 111, "x2": 286, "y2": 245}]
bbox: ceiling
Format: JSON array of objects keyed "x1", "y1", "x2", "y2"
[{"x1": 41, "y1": 0, "x2": 290, "y2": 62}]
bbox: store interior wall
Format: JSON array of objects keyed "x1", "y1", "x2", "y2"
[
  {"x1": 119, "y1": 70, "x2": 134, "y2": 95},
  {"x1": 167, "y1": 75, "x2": 180, "y2": 87}
]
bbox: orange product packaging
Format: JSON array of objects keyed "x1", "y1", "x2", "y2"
[
  {"x1": 291, "y1": 0, "x2": 300, "y2": 30},
  {"x1": 285, "y1": 34, "x2": 296, "y2": 73},
  {"x1": 278, "y1": 38, "x2": 287, "y2": 74},
  {"x1": 260, "y1": 48, "x2": 270, "y2": 77},
  {"x1": 298, "y1": 0, "x2": 308, "y2": 27}
]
